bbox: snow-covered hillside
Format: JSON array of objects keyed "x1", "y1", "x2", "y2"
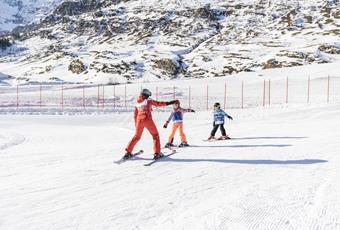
[
  {"x1": 1, "y1": 103, "x2": 340, "y2": 229},
  {"x1": 0, "y1": 0, "x2": 63, "y2": 32},
  {"x1": 0, "y1": 0, "x2": 339, "y2": 85}
]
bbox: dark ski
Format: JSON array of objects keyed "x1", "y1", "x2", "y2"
[
  {"x1": 114, "y1": 150, "x2": 144, "y2": 164},
  {"x1": 162, "y1": 146, "x2": 177, "y2": 151},
  {"x1": 144, "y1": 150, "x2": 177, "y2": 166}
]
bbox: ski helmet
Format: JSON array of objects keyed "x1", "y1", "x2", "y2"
[
  {"x1": 214, "y1": 102, "x2": 221, "y2": 109},
  {"x1": 141, "y1": 88, "x2": 152, "y2": 98}
]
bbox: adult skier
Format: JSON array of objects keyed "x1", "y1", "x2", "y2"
[{"x1": 123, "y1": 89, "x2": 178, "y2": 160}]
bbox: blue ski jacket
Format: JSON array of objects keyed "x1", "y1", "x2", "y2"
[{"x1": 213, "y1": 109, "x2": 230, "y2": 125}]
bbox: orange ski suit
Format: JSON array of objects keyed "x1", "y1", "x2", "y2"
[
  {"x1": 126, "y1": 96, "x2": 167, "y2": 154},
  {"x1": 168, "y1": 123, "x2": 186, "y2": 143}
]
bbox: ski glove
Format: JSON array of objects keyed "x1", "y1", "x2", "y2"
[
  {"x1": 227, "y1": 115, "x2": 233, "y2": 120},
  {"x1": 163, "y1": 121, "x2": 169, "y2": 129},
  {"x1": 166, "y1": 100, "x2": 179, "y2": 105}
]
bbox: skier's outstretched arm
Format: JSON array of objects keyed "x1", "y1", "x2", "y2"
[
  {"x1": 223, "y1": 110, "x2": 233, "y2": 120},
  {"x1": 150, "y1": 99, "x2": 178, "y2": 107},
  {"x1": 182, "y1": 108, "x2": 195, "y2": 113}
]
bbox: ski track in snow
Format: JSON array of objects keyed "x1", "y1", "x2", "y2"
[
  {"x1": 0, "y1": 104, "x2": 340, "y2": 230},
  {"x1": 0, "y1": 133, "x2": 25, "y2": 151}
]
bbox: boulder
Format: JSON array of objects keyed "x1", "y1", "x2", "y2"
[
  {"x1": 68, "y1": 59, "x2": 86, "y2": 74},
  {"x1": 263, "y1": 59, "x2": 283, "y2": 69},
  {"x1": 154, "y1": 58, "x2": 180, "y2": 76},
  {"x1": 318, "y1": 44, "x2": 340, "y2": 54}
]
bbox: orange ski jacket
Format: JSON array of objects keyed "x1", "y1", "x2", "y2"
[{"x1": 134, "y1": 95, "x2": 167, "y2": 122}]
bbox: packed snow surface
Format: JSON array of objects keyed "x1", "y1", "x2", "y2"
[{"x1": 1, "y1": 102, "x2": 340, "y2": 229}]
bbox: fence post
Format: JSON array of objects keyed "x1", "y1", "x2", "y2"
[
  {"x1": 125, "y1": 84, "x2": 127, "y2": 111},
  {"x1": 307, "y1": 76, "x2": 310, "y2": 103},
  {"x1": 241, "y1": 81, "x2": 244, "y2": 109},
  {"x1": 102, "y1": 85, "x2": 105, "y2": 109},
  {"x1": 206, "y1": 85, "x2": 209, "y2": 110},
  {"x1": 286, "y1": 77, "x2": 289, "y2": 104},
  {"x1": 156, "y1": 86, "x2": 158, "y2": 101},
  {"x1": 223, "y1": 83, "x2": 227, "y2": 110},
  {"x1": 268, "y1": 79, "x2": 271, "y2": 106},
  {"x1": 97, "y1": 85, "x2": 100, "y2": 108},
  {"x1": 263, "y1": 80, "x2": 266, "y2": 107},
  {"x1": 39, "y1": 84, "x2": 42, "y2": 108},
  {"x1": 113, "y1": 84, "x2": 116, "y2": 111},
  {"x1": 83, "y1": 86, "x2": 85, "y2": 109},
  {"x1": 189, "y1": 86, "x2": 191, "y2": 109},
  {"x1": 16, "y1": 84, "x2": 19, "y2": 109},
  {"x1": 61, "y1": 82, "x2": 64, "y2": 110},
  {"x1": 327, "y1": 75, "x2": 330, "y2": 103}
]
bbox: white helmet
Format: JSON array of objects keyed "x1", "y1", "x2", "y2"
[{"x1": 141, "y1": 88, "x2": 152, "y2": 98}]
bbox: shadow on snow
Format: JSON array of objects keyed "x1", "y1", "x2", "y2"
[
  {"x1": 157, "y1": 158, "x2": 327, "y2": 165},
  {"x1": 229, "y1": 136, "x2": 308, "y2": 140},
  {"x1": 190, "y1": 144, "x2": 292, "y2": 148}
]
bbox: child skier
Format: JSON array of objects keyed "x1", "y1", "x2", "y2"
[
  {"x1": 123, "y1": 89, "x2": 178, "y2": 160},
  {"x1": 163, "y1": 100, "x2": 195, "y2": 147},
  {"x1": 207, "y1": 102, "x2": 233, "y2": 140}
]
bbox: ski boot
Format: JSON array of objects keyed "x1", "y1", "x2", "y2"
[
  {"x1": 178, "y1": 141, "x2": 189, "y2": 147},
  {"x1": 122, "y1": 151, "x2": 133, "y2": 160},
  {"x1": 218, "y1": 135, "x2": 230, "y2": 140},
  {"x1": 165, "y1": 142, "x2": 175, "y2": 148},
  {"x1": 153, "y1": 152, "x2": 164, "y2": 160},
  {"x1": 207, "y1": 135, "x2": 215, "y2": 141}
]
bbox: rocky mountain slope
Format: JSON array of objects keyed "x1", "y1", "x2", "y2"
[{"x1": 0, "y1": 0, "x2": 339, "y2": 85}]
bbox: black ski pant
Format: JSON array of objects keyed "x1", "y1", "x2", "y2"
[{"x1": 211, "y1": 123, "x2": 226, "y2": 137}]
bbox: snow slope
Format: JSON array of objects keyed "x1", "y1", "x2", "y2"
[{"x1": 1, "y1": 103, "x2": 340, "y2": 229}]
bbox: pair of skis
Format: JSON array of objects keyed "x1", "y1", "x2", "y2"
[
  {"x1": 203, "y1": 137, "x2": 231, "y2": 142},
  {"x1": 114, "y1": 148, "x2": 176, "y2": 166}
]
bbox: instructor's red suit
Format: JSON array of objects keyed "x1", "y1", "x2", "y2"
[{"x1": 126, "y1": 95, "x2": 167, "y2": 154}]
